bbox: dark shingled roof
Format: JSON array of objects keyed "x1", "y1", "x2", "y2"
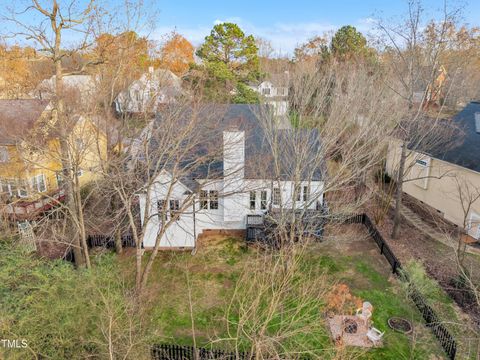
[
  {"x1": 150, "y1": 104, "x2": 324, "y2": 190},
  {"x1": 0, "y1": 99, "x2": 50, "y2": 145},
  {"x1": 429, "y1": 101, "x2": 480, "y2": 173}
]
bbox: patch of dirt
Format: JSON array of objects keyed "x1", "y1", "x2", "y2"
[
  {"x1": 223, "y1": 279, "x2": 233, "y2": 289},
  {"x1": 36, "y1": 239, "x2": 70, "y2": 259}
]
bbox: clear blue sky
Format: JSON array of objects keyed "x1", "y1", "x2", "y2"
[
  {"x1": 149, "y1": 0, "x2": 480, "y2": 54},
  {"x1": 2, "y1": 0, "x2": 480, "y2": 55}
]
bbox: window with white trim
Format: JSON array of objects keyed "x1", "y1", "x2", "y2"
[
  {"x1": 134, "y1": 90, "x2": 141, "y2": 101},
  {"x1": 272, "y1": 188, "x2": 281, "y2": 206},
  {"x1": 157, "y1": 199, "x2": 167, "y2": 222},
  {"x1": 262, "y1": 87, "x2": 271, "y2": 95},
  {"x1": 0, "y1": 179, "x2": 15, "y2": 196},
  {"x1": 56, "y1": 172, "x2": 64, "y2": 187},
  {"x1": 200, "y1": 190, "x2": 208, "y2": 209},
  {"x1": 209, "y1": 190, "x2": 219, "y2": 210},
  {"x1": 169, "y1": 199, "x2": 180, "y2": 219},
  {"x1": 18, "y1": 180, "x2": 28, "y2": 198},
  {"x1": 303, "y1": 186, "x2": 310, "y2": 202},
  {"x1": 75, "y1": 139, "x2": 86, "y2": 151},
  {"x1": 468, "y1": 213, "x2": 480, "y2": 240},
  {"x1": 413, "y1": 156, "x2": 430, "y2": 189},
  {"x1": 250, "y1": 191, "x2": 256, "y2": 210},
  {"x1": 294, "y1": 184, "x2": 301, "y2": 201},
  {"x1": 31, "y1": 174, "x2": 47, "y2": 193},
  {"x1": 199, "y1": 189, "x2": 219, "y2": 210},
  {"x1": 0, "y1": 147, "x2": 9, "y2": 163},
  {"x1": 260, "y1": 191, "x2": 267, "y2": 210}
]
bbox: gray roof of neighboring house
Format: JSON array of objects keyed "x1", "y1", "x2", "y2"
[
  {"x1": 265, "y1": 72, "x2": 289, "y2": 86},
  {"x1": 148, "y1": 104, "x2": 323, "y2": 191},
  {"x1": 34, "y1": 74, "x2": 96, "y2": 100},
  {"x1": 0, "y1": 99, "x2": 50, "y2": 145},
  {"x1": 429, "y1": 101, "x2": 480, "y2": 173},
  {"x1": 249, "y1": 72, "x2": 290, "y2": 87}
]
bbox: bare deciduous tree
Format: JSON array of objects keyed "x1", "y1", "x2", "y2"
[{"x1": 375, "y1": 0, "x2": 463, "y2": 238}]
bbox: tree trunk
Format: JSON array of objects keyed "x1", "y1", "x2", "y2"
[
  {"x1": 53, "y1": 26, "x2": 89, "y2": 268},
  {"x1": 74, "y1": 181, "x2": 91, "y2": 268},
  {"x1": 115, "y1": 227, "x2": 123, "y2": 255},
  {"x1": 392, "y1": 141, "x2": 407, "y2": 239}
]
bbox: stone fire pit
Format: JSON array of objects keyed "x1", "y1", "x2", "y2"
[
  {"x1": 343, "y1": 318, "x2": 358, "y2": 334},
  {"x1": 327, "y1": 315, "x2": 380, "y2": 348}
]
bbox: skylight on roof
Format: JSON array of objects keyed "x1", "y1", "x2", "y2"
[{"x1": 475, "y1": 112, "x2": 480, "y2": 134}]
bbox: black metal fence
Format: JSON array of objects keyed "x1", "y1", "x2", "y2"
[
  {"x1": 151, "y1": 344, "x2": 251, "y2": 360},
  {"x1": 87, "y1": 234, "x2": 136, "y2": 248},
  {"x1": 408, "y1": 285, "x2": 457, "y2": 358},
  {"x1": 61, "y1": 234, "x2": 136, "y2": 264},
  {"x1": 344, "y1": 213, "x2": 457, "y2": 360},
  {"x1": 62, "y1": 248, "x2": 75, "y2": 263}
]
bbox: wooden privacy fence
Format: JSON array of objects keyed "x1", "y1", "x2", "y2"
[
  {"x1": 151, "y1": 344, "x2": 251, "y2": 360},
  {"x1": 343, "y1": 213, "x2": 457, "y2": 360}
]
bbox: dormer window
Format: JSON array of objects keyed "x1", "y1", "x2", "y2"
[{"x1": 0, "y1": 147, "x2": 8, "y2": 163}]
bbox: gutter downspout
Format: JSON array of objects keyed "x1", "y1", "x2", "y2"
[{"x1": 191, "y1": 194, "x2": 197, "y2": 255}]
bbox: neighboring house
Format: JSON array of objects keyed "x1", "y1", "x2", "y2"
[
  {"x1": 33, "y1": 74, "x2": 96, "y2": 104},
  {"x1": 0, "y1": 99, "x2": 107, "y2": 221},
  {"x1": 250, "y1": 72, "x2": 289, "y2": 116},
  {"x1": 114, "y1": 67, "x2": 183, "y2": 114},
  {"x1": 138, "y1": 104, "x2": 325, "y2": 249},
  {"x1": 386, "y1": 101, "x2": 480, "y2": 241}
]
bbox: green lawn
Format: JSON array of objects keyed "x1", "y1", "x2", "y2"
[{"x1": 119, "y1": 232, "x2": 447, "y2": 359}]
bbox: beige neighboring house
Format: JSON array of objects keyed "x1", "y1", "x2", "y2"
[{"x1": 386, "y1": 101, "x2": 480, "y2": 241}]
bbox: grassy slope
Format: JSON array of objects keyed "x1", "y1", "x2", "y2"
[{"x1": 118, "y1": 235, "x2": 446, "y2": 359}]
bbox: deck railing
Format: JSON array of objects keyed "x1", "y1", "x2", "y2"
[{"x1": 246, "y1": 214, "x2": 263, "y2": 226}]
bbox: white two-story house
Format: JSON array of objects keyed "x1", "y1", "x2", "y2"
[
  {"x1": 250, "y1": 72, "x2": 289, "y2": 116},
  {"x1": 137, "y1": 104, "x2": 324, "y2": 249}
]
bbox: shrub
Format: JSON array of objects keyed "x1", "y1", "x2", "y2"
[{"x1": 0, "y1": 243, "x2": 146, "y2": 359}]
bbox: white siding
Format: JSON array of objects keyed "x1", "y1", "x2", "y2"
[{"x1": 141, "y1": 174, "x2": 324, "y2": 248}]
